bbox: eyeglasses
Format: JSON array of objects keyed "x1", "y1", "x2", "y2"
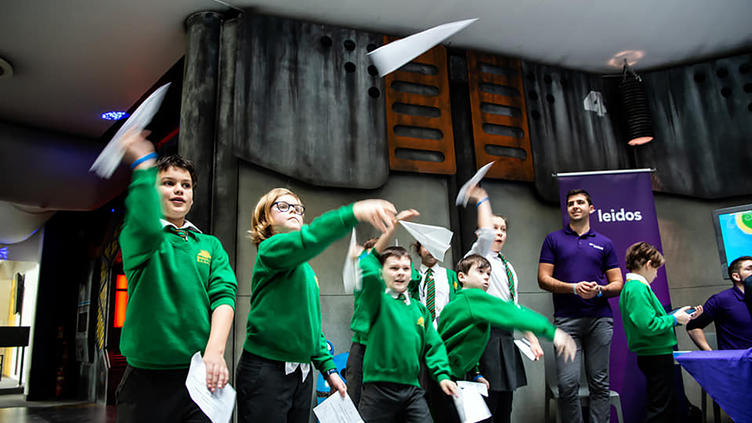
[{"x1": 272, "y1": 201, "x2": 305, "y2": 215}]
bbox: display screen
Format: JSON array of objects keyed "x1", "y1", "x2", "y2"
[{"x1": 713, "y1": 205, "x2": 752, "y2": 279}]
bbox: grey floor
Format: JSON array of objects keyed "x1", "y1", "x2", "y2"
[{"x1": 0, "y1": 391, "x2": 115, "y2": 423}]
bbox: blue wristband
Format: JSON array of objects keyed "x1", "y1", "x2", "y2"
[
  {"x1": 476, "y1": 197, "x2": 490, "y2": 208},
  {"x1": 130, "y1": 152, "x2": 158, "y2": 170},
  {"x1": 473, "y1": 373, "x2": 484, "y2": 382},
  {"x1": 672, "y1": 315, "x2": 678, "y2": 326}
]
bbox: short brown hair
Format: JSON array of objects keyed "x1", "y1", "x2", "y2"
[
  {"x1": 379, "y1": 246, "x2": 411, "y2": 265},
  {"x1": 728, "y1": 256, "x2": 752, "y2": 280},
  {"x1": 456, "y1": 254, "x2": 491, "y2": 275},
  {"x1": 625, "y1": 242, "x2": 664, "y2": 271},
  {"x1": 362, "y1": 238, "x2": 378, "y2": 250},
  {"x1": 248, "y1": 188, "x2": 302, "y2": 245},
  {"x1": 566, "y1": 188, "x2": 593, "y2": 206},
  {"x1": 156, "y1": 154, "x2": 198, "y2": 187}
]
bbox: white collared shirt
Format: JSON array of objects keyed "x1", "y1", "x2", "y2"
[
  {"x1": 160, "y1": 219, "x2": 202, "y2": 233},
  {"x1": 418, "y1": 263, "x2": 451, "y2": 328},
  {"x1": 625, "y1": 272, "x2": 649, "y2": 286},
  {"x1": 386, "y1": 288, "x2": 411, "y2": 305},
  {"x1": 467, "y1": 228, "x2": 519, "y2": 304}
]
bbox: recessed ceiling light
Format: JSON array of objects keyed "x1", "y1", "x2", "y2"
[
  {"x1": 0, "y1": 57, "x2": 14, "y2": 79},
  {"x1": 608, "y1": 50, "x2": 645, "y2": 68},
  {"x1": 100, "y1": 111, "x2": 130, "y2": 120}
]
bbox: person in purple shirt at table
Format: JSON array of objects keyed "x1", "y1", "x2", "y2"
[
  {"x1": 687, "y1": 255, "x2": 752, "y2": 351},
  {"x1": 537, "y1": 189, "x2": 624, "y2": 423}
]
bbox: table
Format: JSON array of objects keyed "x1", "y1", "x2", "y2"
[{"x1": 675, "y1": 348, "x2": 752, "y2": 422}]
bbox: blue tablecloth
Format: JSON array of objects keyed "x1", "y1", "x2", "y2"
[{"x1": 676, "y1": 348, "x2": 752, "y2": 422}]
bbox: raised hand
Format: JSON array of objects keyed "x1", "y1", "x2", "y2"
[
  {"x1": 353, "y1": 199, "x2": 397, "y2": 233},
  {"x1": 121, "y1": 128, "x2": 155, "y2": 169}
]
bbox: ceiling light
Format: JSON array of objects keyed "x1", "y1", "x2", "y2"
[
  {"x1": 0, "y1": 57, "x2": 14, "y2": 79},
  {"x1": 608, "y1": 50, "x2": 645, "y2": 69},
  {"x1": 100, "y1": 111, "x2": 130, "y2": 121}
]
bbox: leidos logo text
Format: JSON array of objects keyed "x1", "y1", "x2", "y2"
[{"x1": 597, "y1": 208, "x2": 642, "y2": 222}]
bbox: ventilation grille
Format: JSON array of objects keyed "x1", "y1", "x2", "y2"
[
  {"x1": 467, "y1": 52, "x2": 533, "y2": 181},
  {"x1": 385, "y1": 39, "x2": 456, "y2": 174}
]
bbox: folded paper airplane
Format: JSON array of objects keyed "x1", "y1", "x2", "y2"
[
  {"x1": 368, "y1": 18, "x2": 478, "y2": 77},
  {"x1": 400, "y1": 221, "x2": 453, "y2": 263},
  {"x1": 90, "y1": 83, "x2": 171, "y2": 178}
]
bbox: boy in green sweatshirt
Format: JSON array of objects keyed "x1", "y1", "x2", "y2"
[
  {"x1": 356, "y1": 210, "x2": 458, "y2": 422},
  {"x1": 619, "y1": 242, "x2": 702, "y2": 423},
  {"x1": 116, "y1": 130, "x2": 238, "y2": 423},
  {"x1": 429, "y1": 254, "x2": 576, "y2": 423}
]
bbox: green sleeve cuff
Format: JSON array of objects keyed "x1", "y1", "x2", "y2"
[
  {"x1": 436, "y1": 373, "x2": 450, "y2": 383},
  {"x1": 210, "y1": 297, "x2": 236, "y2": 311},
  {"x1": 341, "y1": 203, "x2": 358, "y2": 227}
]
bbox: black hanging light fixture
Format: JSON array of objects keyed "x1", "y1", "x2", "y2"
[{"x1": 619, "y1": 60, "x2": 654, "y2": 146}]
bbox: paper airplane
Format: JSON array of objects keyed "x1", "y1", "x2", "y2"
[
  {"x1": 400, "y1": 221, "x2": 453, "y2": 263},
  {"x1": 368, "y1": 19, "x2": 478, "y2": 77},
  {"x1": 342, "y1": 229, "x2": 362, "y2": 294},
  {"x1": 90, "y1": 83, "x2": 171, "y2": 178},
  {"x1": 455, "y1": 161, "x2": 496, "y2": 207}
]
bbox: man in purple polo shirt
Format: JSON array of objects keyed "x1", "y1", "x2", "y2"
[
  {"x1": 686, "y1": 255, "x2": 752, "y2": 350},
  {"x1": 537, "y1": 189, "x2": 623, "y2": 423}
]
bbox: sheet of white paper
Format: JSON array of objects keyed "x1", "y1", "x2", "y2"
[
  {"x1": 453, "y1": 382, "x2": 492, "y2": 423},
  {"x1": 185, "y1": 352, "x2": 236, "y2": 423},
  {"x1": 89, "y1": 83, "x2": 171, "y2": 179},
  {"x1": 455, "y1": 161, "x2": 496, "y2": 207},
  {"x1": 313, "y1": 392, "x2": 364, "y2": 423},
  {"x1": 399, "y1": 221, "x2": 453, "y2": 262},
  {"x1": 368, "y1": 19, "x2": 477, "y2": 77},
  {"x1": 514, "y1": 338, "x2": 537, "y2": 361},
  {"x1": 343, "y1": 229, "x2": 361, "y2": 294},
  {"x1": 457, "y1": 381, "x2": 488, "y2": 397}
]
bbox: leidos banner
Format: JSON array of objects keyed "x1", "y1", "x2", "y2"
[{"x1": 557, "y1": 169, "x2": 669, "y2": 423}]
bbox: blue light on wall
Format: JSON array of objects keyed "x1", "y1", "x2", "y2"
[
  {"x1": 0, "y1": 247, "x2": 8, "y2": 260},
  {"x1": 101, "y1": 111, "x2": 130, "y2": 121}
]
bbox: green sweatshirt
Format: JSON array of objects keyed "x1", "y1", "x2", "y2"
[
  {"x1": 119, "y1": 168, "x2": 237, "y2": 369},
  {"x1": 244, "y1": 204, "x2": 358, "y2": 372},
  {"x1": 438, "y1": 289, "x2": 556, "y2": 379},
  {"x1": 358, "y1": 251, "x2": 451, "y2": 386},
  {"x1": 350, "y1": 261, "x2": 422, "y2": 345},
  {"x1": 620, "y1": 279, "x2": 677, "y2": 355}
]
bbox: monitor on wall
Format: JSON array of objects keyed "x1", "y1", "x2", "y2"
[{"x1": 712, "y1": 203, "x2": 752, "y2": 279}]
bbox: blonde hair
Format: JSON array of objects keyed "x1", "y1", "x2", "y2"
[{"x1": 248, "y1": 188, "x2": 302, "y2": 245}]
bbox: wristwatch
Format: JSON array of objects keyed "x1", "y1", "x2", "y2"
[{"x1": 324, "y1": 368, "x2": 339, "y2": 377}]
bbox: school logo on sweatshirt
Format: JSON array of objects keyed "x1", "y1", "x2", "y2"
[
  {"x1": 417, "y1": 316, "x2": 425, "y2": 328},
  {"x1": 197, "y1": 250, "x2": 212, "y2": 265}
]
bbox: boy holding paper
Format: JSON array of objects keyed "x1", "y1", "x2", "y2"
[
  {"x1": 357, "y1": 210, "x2": 459, "y2": 422},
  {"x1": 430, "y1": 254, "x2": 576, "y2": 423},
  {"x1": 116, "y1": 130, "x2": 237, "y2": 423},
  {"x1": 620, "y1": 242, "x2": 702, "y2": 423},
  {"x1": 463, "y1": 185, "x2": 546, "y2": 422}
]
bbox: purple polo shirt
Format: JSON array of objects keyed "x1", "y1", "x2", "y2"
[
  {"x1": 686, "y1": 286, "x2": 752, "y2": 350},
  {"x1": 539, "y1": 227, "x2": 620, "y2": 318}
]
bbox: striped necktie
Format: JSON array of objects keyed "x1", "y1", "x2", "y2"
[
  {"x1": 425, "y1": 268, "x2": 436, "y2": 321},
  {"x1": 397, "y1": 293, "x2": 407, "y2": 303},
  {"x1": 498, "y1": 253, "x2": 516, "y2": 302},
  {"x1": 168, "y1": 226, "x2": 188, "y2": 240}
]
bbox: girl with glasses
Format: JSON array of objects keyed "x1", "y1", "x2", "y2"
[{"x1": 236, "y1": 187, "x2": 397, "y2": 423}]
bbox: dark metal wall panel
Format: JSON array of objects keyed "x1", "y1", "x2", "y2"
[
  {"x1": 233, "y1": 14, "x2": 388, "y2": 189},
  {"x1": 638, "y1": 54, "x2": 752, "y2": 199},
  {"x1": 180, "y1": 11, "x2": 222, "y2": 232},
  {"x1": 522, "y1": 62, "x2": 630, "y2": 202}
]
